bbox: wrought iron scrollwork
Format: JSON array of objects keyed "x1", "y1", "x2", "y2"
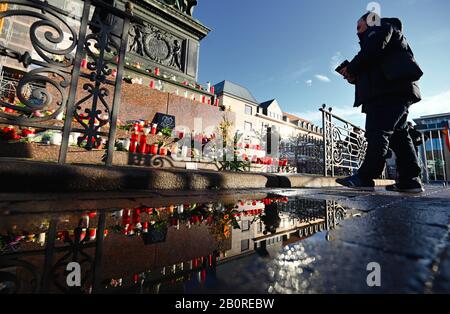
[
  {"x1": 0, "y1": 258, "x2": 40, "y2": 293},
  {"x1": 0, "y1": 0, "x2": 79, "y2": 122},
  {"x1": 321, "y1": 106, "x2": 367, "y2": 176}
]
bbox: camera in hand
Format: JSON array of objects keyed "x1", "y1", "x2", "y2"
[{"x1": 335, "y1": 60, "x2": 350, "y2": 75}]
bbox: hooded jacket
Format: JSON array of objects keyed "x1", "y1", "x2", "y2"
[{"x1": 347, "y1": 17, "x2": 423, "y2": 109}]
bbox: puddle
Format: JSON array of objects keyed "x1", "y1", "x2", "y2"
[{"x1": 0, "y1": 194, "x2": 350, "y2": 294}]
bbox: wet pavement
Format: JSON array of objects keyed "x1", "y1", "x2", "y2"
[{"x1": 0, "y1": 185, "x2": 449, "y2": 294}]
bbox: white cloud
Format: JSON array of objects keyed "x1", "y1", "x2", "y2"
[
  {"x1": 330, "y1": 52, "x2": 344, "y2": 76},
  {"x1": 291, "y1": 61, "x2": 313, "y2": 79},
  {"x1": 409, "y1": 90, "x2": 450, "y2": 120},
  {"x1": 305, "y1": 79, "x2": 313, "y2": 87},
  {"x1": 315, "y1": 74, "x2": 331, "y2": 83}
]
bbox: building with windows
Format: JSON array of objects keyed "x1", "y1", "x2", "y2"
[
  {"x1": 214, "y1": 80, "x2": 323, "y2": 146},
  {"x1": 414, "y1": 113, "x2": 450, "y2": 182}
]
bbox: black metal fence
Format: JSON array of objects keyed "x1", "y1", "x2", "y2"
[
  {"x1": 418, "y1": 128, "x2": 449, "y2": 183},
  {"x1": 320, "y1": 105, "x2": 368, "y2": 177},
  {"x1": 0, "y1": 0, "x2": 140, "y2": 165}
]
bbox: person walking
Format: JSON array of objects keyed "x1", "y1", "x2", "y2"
[{"x1": 336, "y1": 12, "x2": 424, "y2": 193}]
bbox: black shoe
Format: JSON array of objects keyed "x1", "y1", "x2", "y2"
[
  {"x1": 336, "y1": 175, "x2": 375, "y2": 191},
  {"x1": 386, "y1": 178, "x2": 425, "y2": 194}
]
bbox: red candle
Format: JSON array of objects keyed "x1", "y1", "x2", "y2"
[
  {"x1": 201, "y1": 95, "x2": 206, "y2": 103},
  {"x1": 81, "y1": 58, "x2": 88, "y2": 68},
  {"x1": 129, "y1": 133, "x2": 139, "y2": 153},
  {"x1": 178, "y1": 131, "x2": 184, "y2": 139},
  {"x1": 207, "y1": 99, "x2": 211, "y2": 105},
  {"x1": 210, "y1": 86, "x2": 215, "y2": 94},
  {"x1": 150, "y1": 143, "x2": 159, "y2": 155},
  {"x1": 138, "y1": 134, "x2": 147, "y2": 154},
  {"x1": 159, "y1": 146, "x2": 167, "y2": 156},
  {"x1": 151, "y1": 123, "x2": 157, "y2": 135},
  {"x1": 111, "y1": 69, "x2": 117, "y2": 78},
  {"x1": 154, "y1": 67, "x2": 160, "y2": 76},
  {"x1": 149, "y1": 80, "x2": 155, "y2": 89},
  {"x1": 215, "y1": 99, "x2": 219, "y2": 106}
]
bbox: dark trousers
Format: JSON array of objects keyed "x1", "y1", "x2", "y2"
[{"x1": 358, "y1": 102, "x2": 421, "y2": 181}]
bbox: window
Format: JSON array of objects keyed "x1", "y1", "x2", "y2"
[
  {"x1": 244, "y1": 121, "x2": 252, "y2": 132},
  {"x1": 241, "y1": 239, "x2": 250, "y2": 252},
  {"x1": 242, "y1": 220, "x2": 250, "y2": 232},
  {"x1": 245, "y1": 105, "x2": 252, "y2": 115}
]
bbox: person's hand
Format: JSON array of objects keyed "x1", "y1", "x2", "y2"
[
  {"x1": 340, "y1": 66, "x2": 355, "y2": 84},
  {"x1": 339, "y1": 66, "x2": 349, "y2": 78}
]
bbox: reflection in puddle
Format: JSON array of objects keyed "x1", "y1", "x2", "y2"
[{"x1": 0, "y1": 196, "x2": 348, "y2": 294}]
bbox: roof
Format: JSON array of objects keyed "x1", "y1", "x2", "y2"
[
  {"x1": 213, "y1": 81, "x2": 258, "y2": 104},
  {"x1": 283, "y1": 112, "x2": 313, "y2": 125},
  {"x1": 414, "y1": 113, "x2": 450, "y2": 121},
  {"x1": 259, "y1": 99, "x2": 276, "y2": 110}
]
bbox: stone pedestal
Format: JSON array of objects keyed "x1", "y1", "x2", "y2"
[{"x1": 115, "y1": 0, "x2": 210, "y2": 82}]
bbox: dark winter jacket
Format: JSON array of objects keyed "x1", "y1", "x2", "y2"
[{"x1": 347, "y1": 18, "x2": 423, "y2": 109}]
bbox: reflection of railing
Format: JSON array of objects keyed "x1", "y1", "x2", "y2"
[
  {"x1": 418, "y1": 128, "x2": 448, "y2": 183},
  {"x1": 0, "y1": 0, "x2": 140, "y2": 165},
  {"x1": 280, "y1": 135, "x2": 323, "y2": 175},
  {"x1": 320, "y1": 105, "x2": 367, "y2": 177}
]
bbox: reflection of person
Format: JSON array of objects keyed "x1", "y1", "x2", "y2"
[
  {"x1": 261, "y1": 203, "x2": 280, "y2": 235},
  {"x1": 336, "y1": 12, "x2": 424, "y2": 194}
]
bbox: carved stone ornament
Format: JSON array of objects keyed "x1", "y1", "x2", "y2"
[{"x1": 127, "y1": 23, "x2": 184, "y2": 71}]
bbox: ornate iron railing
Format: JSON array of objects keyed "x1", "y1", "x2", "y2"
[
  {"x1": 320, "y1": 105, "x2": 367, "y2": 177},
  {"x1": 279, "y1": 134, "x2": 323, "y2": 175},
  {"x1": 417, "y1": 128, "x2": 448, "y2": 183},
  {"x1": 0, "y1": 0, "x2": 142, "y2": 165}
]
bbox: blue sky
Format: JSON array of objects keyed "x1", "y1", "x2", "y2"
[{"x1": 195, "y1": 0, "x2": 450, "y2": 127}]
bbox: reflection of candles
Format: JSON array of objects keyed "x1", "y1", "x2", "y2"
[
  {"x1": 207, "y1": 99, "x2": 211, "y2": 105},
  {"x1": 38, "y1": 233, "x2": 46, "y2": 246},
  {"x1": 209, "y1": 254, "x2": 213, "y2": 267},
  {"x1": 210, "y1": 86, "x2": 215, "y2": 94},
  {"x1": 215, "y1": 99, "x2": 219, "y2": 106},
  {"x1": 89, "y1": 228, "x2": 97, "y2": 240},
  {"x1": 201, "y1": 95, "x2": 206, "y2": 103},
  {"x1": 143, "y1": 222, "x2": 149, "y2": 233},
  {"x1": 201, "y1": 269, "x2": 206, "y2": 283}
]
